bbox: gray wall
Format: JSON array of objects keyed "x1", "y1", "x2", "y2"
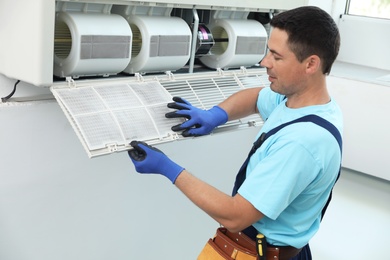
[{"x1": 0, "y1": 98, "x2": 257, "y2": 259}]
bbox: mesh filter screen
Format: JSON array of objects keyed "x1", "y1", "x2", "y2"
[
  {"x1": 52, "y1": 69, "x2": 270, "y2": 157},
  {"x1": 53, "y1": 81, "x2": 181, "y2": 156}
]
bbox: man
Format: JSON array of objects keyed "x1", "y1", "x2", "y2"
[{"x1": 128, "y1": 6, "x2": 342, "y2": 260}]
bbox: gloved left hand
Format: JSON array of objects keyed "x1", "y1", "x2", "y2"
[
  {"x1": 165, "y1": 97, "x2": 228, "y2": 137},
  {"x1": 128, "y1": 141, "x2": 184, "y2": 184}
]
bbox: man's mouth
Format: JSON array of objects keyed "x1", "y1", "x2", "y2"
[
  {"x1": 266, "y1": 70, "x2": 276, "y2": 82},
  {"x1": 268, "y1": 75, "x2": 276, "y2": 82}
]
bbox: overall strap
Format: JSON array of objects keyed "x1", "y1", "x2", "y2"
[{"x1": 232, "y1": 114, "x2": 342, "y2": 220}]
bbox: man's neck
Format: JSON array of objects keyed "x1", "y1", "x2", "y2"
[{"x1": 285, "y1": 77, "x2": 330, "y2": 108}]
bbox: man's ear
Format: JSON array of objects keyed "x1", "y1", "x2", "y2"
[{"x1": 305, "y1": 55, "x2": 321, "y2": 74}]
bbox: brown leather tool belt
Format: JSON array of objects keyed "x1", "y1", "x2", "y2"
[
  {"x1": 215, "y1": 227, "x2": 302, "y2": 260},
  {"x1": 266, "y1": 245, "x2": 302, "y2": 260}
]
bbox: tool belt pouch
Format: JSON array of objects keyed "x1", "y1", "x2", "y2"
[{"x1": 197, "y1": 227, "x2": 258, "y2": 260}]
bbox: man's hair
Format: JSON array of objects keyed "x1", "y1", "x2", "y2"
[{"x1": 270, "y1": 6, "x2": 340, "y2": 75}]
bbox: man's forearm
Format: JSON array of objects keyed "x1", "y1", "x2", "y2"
[{"x1": 174, "y1": 169, "x2": 264, "y2": 233}]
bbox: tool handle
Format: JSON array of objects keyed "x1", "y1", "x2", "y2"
[{"x1": 256, "y1": 233, "x2": 267, "y2": 260}]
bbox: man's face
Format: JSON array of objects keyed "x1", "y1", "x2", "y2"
[{"x1": 260, "y1": 28, "x2": 307, "y2": 96}]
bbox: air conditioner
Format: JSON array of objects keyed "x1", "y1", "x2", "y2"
[{"x1": 0, "y1": 0, "x2": 309, "y2": 157}]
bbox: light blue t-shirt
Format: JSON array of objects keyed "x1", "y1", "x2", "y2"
[{"x1": 238, "y1": 87, "x2": 343, "y2": 249}]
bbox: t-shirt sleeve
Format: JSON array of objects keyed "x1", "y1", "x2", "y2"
[{"x1": 257, "y1": 87, "x2": 286, "y2": 120}]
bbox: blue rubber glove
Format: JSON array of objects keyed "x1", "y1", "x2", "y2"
[
  {"x1": 128, "y1": 141, "x2": 184, "y2": 184},
  {"x1": 165, "y1": 97, "x2": 228, "y2": 137}
]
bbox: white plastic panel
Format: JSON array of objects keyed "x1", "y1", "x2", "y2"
[
  {"x1": 0, "y1": 0, "x2": 55, "y2": 86},
  {"x1": 77, "y1": 0, "x2": 309, "y2": 11},
  {"x1": 52, "y1": 79, "x2": 183, "y2": 157},
  {"x1": 51, "y1": 68, "x2": 269, "y2": 157}
]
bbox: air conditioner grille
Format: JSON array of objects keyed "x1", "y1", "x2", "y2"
[{"x1": 51, "y1": 68, "x2": 270, "y2": 157}]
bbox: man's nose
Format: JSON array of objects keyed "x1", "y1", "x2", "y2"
[{"x1": 260, "y1": 52, "x2": 271, "y2": 68}]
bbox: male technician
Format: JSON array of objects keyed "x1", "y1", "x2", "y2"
[{"x1": 128, "y1": 6, "x2": 342, "y2": 260}]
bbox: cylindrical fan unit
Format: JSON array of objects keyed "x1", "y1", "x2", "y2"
[
  {"x1": 199, "y1": 19, "x2": 267, "y2": 69},
  {"x1": 121, "y1": 16, "x2": 192, "y2": 74},
  {"x1": 53, "y1": 12, "x2": 132, "y2": 78}
]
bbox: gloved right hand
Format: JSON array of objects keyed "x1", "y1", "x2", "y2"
[
  {"x1": 165, "y1": 97, "x2": 228, "y2": 137},
  {"x1": 128, "y1": 141, "x2": 184, "y2": 184}
]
